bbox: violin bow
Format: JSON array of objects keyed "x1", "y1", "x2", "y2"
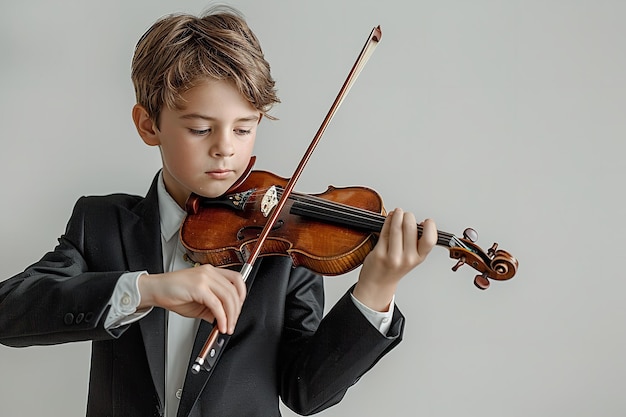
[{"x1": 191, "y1": 26, "x2": 383, "y2": 374}]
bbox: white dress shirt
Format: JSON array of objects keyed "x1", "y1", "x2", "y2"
[{"x1": 104, "y1": 172, "x2": 394, "y2": 416}]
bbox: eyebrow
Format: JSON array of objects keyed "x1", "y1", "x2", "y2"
[{"x1": 179, "y1": 113, "x2": 260, "y2": 123}]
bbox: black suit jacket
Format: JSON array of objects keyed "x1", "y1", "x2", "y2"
[{"x1": 0, "y1": 173, "x2": 404, "y2": 417}]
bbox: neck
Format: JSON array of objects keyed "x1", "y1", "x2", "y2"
[{"x1": 288, "y1": 191, "x2": 461, "y2": 249}]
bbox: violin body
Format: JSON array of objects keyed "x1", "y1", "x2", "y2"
[
  {"x1": 182, "y1": 170, "x2": 386, "y2": 276},
  {"x1": 181, "y1": 168, "x2": 518, "y2": 289}
]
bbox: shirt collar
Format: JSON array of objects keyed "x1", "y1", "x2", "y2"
[{"x1": 157, "y1": 171, "x2": 187, "y2": 242}]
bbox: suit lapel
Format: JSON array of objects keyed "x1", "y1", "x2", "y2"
[
  {"x1": 177, "y1": 320, "x2": 215, "y2": 417},
  {"x1": 122, "y1": 173, "x2": 163, "y2": 275},
  {"x1": 120, "y1": 173, "x2": 168, "y2": 411},
  {"x1": 139, "y1": 308, "x2": 167, "y2": 412}
]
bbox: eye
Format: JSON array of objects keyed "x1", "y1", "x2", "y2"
[
  {"x1": 234, "y1": 128, "x2": 252, "y2": 136},
  {"x1": 189, "y1": 128, "x2": 210, "y2": 135}
]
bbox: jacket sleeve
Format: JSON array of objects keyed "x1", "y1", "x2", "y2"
[
  {"x1": 278, "y1": 266, "x2": 404, "y2": 415},
  {"x1": 0, "y1": 198, "x2": 126, "y2": 347}
]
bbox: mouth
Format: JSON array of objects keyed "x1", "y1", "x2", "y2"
[{"x1": 205, "y1": 169, "x2": 233, "y2": 180}]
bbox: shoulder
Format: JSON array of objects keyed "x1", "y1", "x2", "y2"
[
  {"x1": 71, "y1": 172, "x2": 161, "y2": 217},
  {"x1": 70, "y1": 193, "x2": 146, "y2": 220},
  {"x1": 62, "y1": 190, "x2": 158, "y2": 245},
  {"x1": 75, "y1": 193, "x2": 144, "y2": 210},
  {"x1": 69, "y1": 190, "x2": 155, "y2": 227}
]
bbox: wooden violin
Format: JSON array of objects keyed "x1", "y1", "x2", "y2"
[{"x1": 181, "y1": 158, "x2": 518, "y2": 291}]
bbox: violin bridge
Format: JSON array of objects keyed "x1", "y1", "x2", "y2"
[{"x1": 260, "y1": 185, "x2": 278, "y2": 217}]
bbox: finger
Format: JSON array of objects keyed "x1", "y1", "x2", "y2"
[
  {"x1": 195, "y1": 266, "x2": 244, "y2": 333},
  {"x1": 401, "y1": 210, "x2": 418, "y2": 258},
  {"x1": 221, "y1": 268, "x2": 247, "y2": 303},
  {"x1": 377, "y1": 208, "x2": 394, "y2": 247},
  {"x1": 385, "y1": 208, "x2": 406, "y2": 257},
  {"x1": 201, "y1": 311, "x2": 216, "y2": 324},
  {"x1": 218, "y1": 269, "x2": 248, "y2": 333},
  {"x1": 418, "y1": 218, "x2": 438, "y2": 258},
  {"x1": 197, "y1": 289, "x2": 229, "y2": 333}
]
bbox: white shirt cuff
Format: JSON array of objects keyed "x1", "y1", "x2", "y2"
[
  {"x1": 350, "y1": 293, "x2": 395, "y2": 336},
  {"x1": 104, "y1": 271, "x2": 153, "y2": 329}
]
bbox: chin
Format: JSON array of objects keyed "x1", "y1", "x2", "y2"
[{"x1": 195, "y1": 185, "x2": 231, "y2": 199}]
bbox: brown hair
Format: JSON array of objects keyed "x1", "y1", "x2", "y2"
[{"x1": 131, "y1": 6, "x2": 279, "y2": 124}]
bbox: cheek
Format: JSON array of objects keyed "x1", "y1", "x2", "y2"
[
  {"x1": 162, "y1": 142, "x2": 201, "y2": 172},
  {"x1": 240, "y1": 136, "x2": 256, "y2": 156}
]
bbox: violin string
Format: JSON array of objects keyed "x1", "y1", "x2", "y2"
[
  {"x1": 290, "y1": 192, "x2": 457, "y2": 247},
  {"x1": 243, "y1": 186, "x2": 456, "y2": 247}
]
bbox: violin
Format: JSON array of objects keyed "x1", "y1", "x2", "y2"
[
  {"x1": 183, "y1": 25, "x2": 518, "y2": 375},
  {"x1": 181, "y1": 157, "x2": 518, "y2": 290}
]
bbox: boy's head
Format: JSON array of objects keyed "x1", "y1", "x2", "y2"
[{"x1": 131, "y1": 6, "x2": 279, "y2": 126}]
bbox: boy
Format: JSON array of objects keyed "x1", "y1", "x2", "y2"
[{"x1": 0, "y1": 6, "x2": 437, "y2": 417}]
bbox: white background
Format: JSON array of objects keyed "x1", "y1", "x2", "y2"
[{"x1": 1, "y1": 1, "x2": 625, "y2": 416}]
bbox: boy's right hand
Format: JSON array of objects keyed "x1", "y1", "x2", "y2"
[{"x1": 137, "y1": 265, "x2": 246, "y2": 334}]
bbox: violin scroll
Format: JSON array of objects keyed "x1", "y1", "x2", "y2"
[{"x1": 448, "y1": 228, "x2": 518, "y2": 290}]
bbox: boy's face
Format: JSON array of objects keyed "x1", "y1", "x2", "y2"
[{"x1": 144, "y1": 79, "x2": 260, "y2": 207}]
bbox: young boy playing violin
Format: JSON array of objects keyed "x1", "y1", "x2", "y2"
[{"x1": 0, "y1": 6, "x2": 437, "y2": 417}]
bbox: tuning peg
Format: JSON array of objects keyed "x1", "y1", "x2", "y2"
[
  {"x1": 463, "y1": 228, "x2": 478, "y2": 243},
  {"x1": 474, "y1": 273, "x2": 490, "y2": 290},
  {"x1": 487, "y1": 243, "x2": 499, "y2": 258},
  {"x1": 452, "y1": 256, "x2": 466, "y2": 272}
]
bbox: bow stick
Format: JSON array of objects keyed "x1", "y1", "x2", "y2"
[{"x1": 191, "y1": 25, "x2": 383, "y2": 374}]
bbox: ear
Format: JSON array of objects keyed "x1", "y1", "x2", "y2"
[{"x1": 132, "y1": 104, "x2": 160, "y2": 146}]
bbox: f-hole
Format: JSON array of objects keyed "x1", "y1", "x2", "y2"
[{"x1": 237, "y1": 220, "x2": 285, "y2": 240}]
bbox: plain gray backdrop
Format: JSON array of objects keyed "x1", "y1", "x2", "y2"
[{"x1": 1, "y1": 0, "x2": 625, "y2": 416}]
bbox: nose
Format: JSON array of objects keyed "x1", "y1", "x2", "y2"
[{"x1": 209, "y1": 129, "x2": 235, "y2": 158}]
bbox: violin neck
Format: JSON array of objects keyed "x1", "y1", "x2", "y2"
[{"x1": 289, "y1": 193, "x2": 456, "y2": 248}]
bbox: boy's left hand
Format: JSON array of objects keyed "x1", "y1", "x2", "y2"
[{"x1": 352, "y1": 208, "x2": 437, "y2": 312}]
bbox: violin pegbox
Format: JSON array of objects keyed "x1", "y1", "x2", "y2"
[{"x1": 447, "y1": 227, "x2": 519, "y2": 290}]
